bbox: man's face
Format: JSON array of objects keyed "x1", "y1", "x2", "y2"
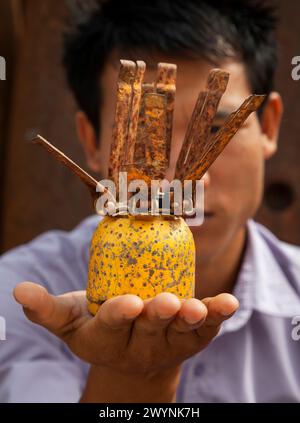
[{"x1": 79, "y1": 57, "x2": 281, "y2": 264}]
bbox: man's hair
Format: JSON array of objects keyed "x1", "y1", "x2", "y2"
[{"x1": 62, "y1": 0, "x2": 278, "y2": 137}]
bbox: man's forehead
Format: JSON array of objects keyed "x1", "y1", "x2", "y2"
[{"x1": 102, "y1": 57, "x2": 251, "y2": 113}]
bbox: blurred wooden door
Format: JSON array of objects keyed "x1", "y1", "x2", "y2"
[
  {"x1": 0, "y1": 0, "x2": 92, "y2": 252},
  {"x1": 0, "y1": 0, "x2": 22, "y2": 249}
]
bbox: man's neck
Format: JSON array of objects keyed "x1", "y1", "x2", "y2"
[{"x1": 193, "y1": 225, "x2": 247, "y2": 300}]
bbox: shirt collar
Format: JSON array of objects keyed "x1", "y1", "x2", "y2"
[{"x1": 220, "y1": 220, "x2": 300, "y2": 335}]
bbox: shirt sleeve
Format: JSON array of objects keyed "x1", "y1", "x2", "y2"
[{"x1": 0, "y1": 226, "x2": 92, "y2": 403}]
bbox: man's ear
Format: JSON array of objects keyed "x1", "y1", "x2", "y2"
[
  {"x1": 260, "y1": 92, "x2": 283, "y2": 160},
  {"x1": 75, "y1": 111, "x2": 102, "y2": 173}
]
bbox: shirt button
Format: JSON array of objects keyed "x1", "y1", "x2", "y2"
[{"x1": 194, "y1": 363, "x2": 205, "y2": 376}]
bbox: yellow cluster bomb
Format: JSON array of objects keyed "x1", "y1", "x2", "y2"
[{"x1": 87, "y1": 215, "x2": 195, "y2": 315}]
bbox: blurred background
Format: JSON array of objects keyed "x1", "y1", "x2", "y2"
[{"x1": 0, "y1": 0, "x2": 299, "y2": 253}]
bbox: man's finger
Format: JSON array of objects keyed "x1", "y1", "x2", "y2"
[
  {"x1": 133, "y1": 292, "x2": 182, "y2": 337},
  {"x1": 13, "y1": 282, "x2": 87, "y2": 335},
  {"x1": 197, "y1": 294, "x2": 239, "y2": 337},
  {"x1": 168, "y1": 298, "x2": 208, "y2": 334},
  {"x1": 92, "y1": 294, "x2": 144, "y2": 333}
]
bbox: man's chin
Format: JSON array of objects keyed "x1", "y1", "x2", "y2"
[
  {"x1": 189, "y1": 214, "x2": 230, "y2": 247},
  {"x1": 188, "y1": 212, "x2": 216, "y2": 232}
]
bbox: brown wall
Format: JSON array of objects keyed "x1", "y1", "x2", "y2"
[
  {"x1": 0, "y1": 0, "x2": 19, "y2": 247},
  {"x1": 0, "y1": 0, "x2": 300, "y2": 252},
  {"x1": 255, "y1": 0, "x2": 300, "y2": 244},
  {"x1": 0, "y1": 0, "x2": 92, "y2": 252}
]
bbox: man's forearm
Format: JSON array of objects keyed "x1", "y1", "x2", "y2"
[{"x1": 80, "y1": 365, "x2": 181, "y2": 403}]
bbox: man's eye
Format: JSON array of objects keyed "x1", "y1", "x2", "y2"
[{"x1": 211, "y1": 125, "x2": 221, "y2": 134}]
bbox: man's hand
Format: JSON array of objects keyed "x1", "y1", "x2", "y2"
[{"x1": 14, "y1": 282, "x2": 239, "y2": 402}]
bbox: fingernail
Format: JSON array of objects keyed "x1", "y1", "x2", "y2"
[
  {"x1": 221, "y1": 310, "x2": 235, "y2": 317},
  {"x1": 158, "y1": 313, "x2": 174, "y2": 320},
  {"x1": 185, "y1": 316, "x2": 204, "y2": 325}
]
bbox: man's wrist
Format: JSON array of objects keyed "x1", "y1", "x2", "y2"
[{"x1": 80, "y1": 365, "x2": 181, "y2": 403}]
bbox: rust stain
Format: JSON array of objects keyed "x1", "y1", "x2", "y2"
[
  {"x1": 185, "y1": 94, "x2": 266, "y2": 181},
  {"x1": 176, "y1": 69, "x2": 229, "y2": 180}
]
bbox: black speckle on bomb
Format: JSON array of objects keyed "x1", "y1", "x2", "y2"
[{"x1": 128, "y1": 257, "x2": 137, "y2": 265}]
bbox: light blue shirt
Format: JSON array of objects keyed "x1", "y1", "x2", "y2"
[{"x1": 0, "y1": 216, "x2": 299, "y2": 403}]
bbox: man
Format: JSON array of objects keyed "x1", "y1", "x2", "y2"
[{"x1": 0, "y1": 0, "x2": 299, "y2": 403}]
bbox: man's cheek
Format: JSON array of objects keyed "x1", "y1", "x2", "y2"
[{"x1": 226, "y1": 165, "x2": 262, "y2": 217}]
